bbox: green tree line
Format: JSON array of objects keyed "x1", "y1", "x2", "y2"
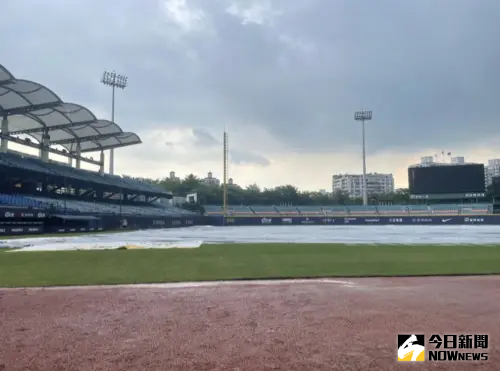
[{"x1": 131, "y1": 174, "x2": 418, "y2": 206}]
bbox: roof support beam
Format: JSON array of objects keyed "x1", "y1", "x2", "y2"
[
  {"x1": 52, "y1": 132, "x2": 121, "y2": 145},
  {"x1": 8, "y1": 119, "x2": 99, "y2": 135},
  {"x1": 0, "y1": 134, "x2": 102, "y2": 166},
  {"x1": 0, "y1": 101, "x2": 61, "y2": 117}
]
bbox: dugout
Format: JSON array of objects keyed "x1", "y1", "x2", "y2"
[{"x1": 44, "y1": 214, "x2": 101, "y2": 232}]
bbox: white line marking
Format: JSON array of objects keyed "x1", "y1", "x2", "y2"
[{"x1": 2, "y1": 279, "x2": 357, "y2": 291}]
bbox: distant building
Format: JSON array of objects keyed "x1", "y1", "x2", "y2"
[
  {"x1": 419, "y1": 156, "x2": 434, "y2": 166},
  {"x1": 201, "y1": 171, "x2": 220, "y2": 186},
  {"x1": 410, "y1": 155, "x2": 468, "y2": 168},
  {"x1": 332, "y1": 173, "x2": 394, "y2": 198},
  {"x1": 168, "y1": 171, "x2": 180, "y2": 182},
  {"x1": 451, "y1": 156, "x2": 465, "y2": 165},
  {"x1": 485, "y1": 159, "x2": 500, "y2": 187}
]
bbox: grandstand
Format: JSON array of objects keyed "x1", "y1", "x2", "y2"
[
  {"x1": 205, "y1": 203, "x2": 492, "y2": 217},
  {"x1": 0, "y1": 63, "x2": 195, "y2": 234}
]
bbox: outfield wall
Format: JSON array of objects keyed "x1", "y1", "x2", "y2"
[
  {"x1": 0, "y1": 206, "x2": 205, "y2": 236},
  {"x1": 209, "y1": 215, "x2": 494, "y2": 226},
  {"x1": 0, "y1": 205, "x2": 497, "y2": 238}
]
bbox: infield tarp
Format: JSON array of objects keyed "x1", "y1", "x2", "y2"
[{"x1": 2, "y1": 225, "x2": 500, "y2": 252}]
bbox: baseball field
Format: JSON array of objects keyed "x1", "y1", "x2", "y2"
[{"x1": 1, "y1": 240, "x2": 499, "y2": 370}]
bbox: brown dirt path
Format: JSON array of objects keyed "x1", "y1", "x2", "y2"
[{"x1": 0, "y1": 276, "x2": 499, "y2": 371}]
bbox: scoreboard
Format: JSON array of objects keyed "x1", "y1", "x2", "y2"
[{"x1": 408, "y1": 164, "x2": 485, "y2": 195}]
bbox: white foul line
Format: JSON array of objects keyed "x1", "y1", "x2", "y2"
[{"x1": 2, "y1": 278, "x2": 357, "y2": 291}]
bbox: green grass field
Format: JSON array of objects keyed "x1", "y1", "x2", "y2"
[{"x1": 1, "y1": 243, "x2": 500, "y2": 287}]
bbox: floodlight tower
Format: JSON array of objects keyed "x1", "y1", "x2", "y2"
[
  {"x1": 354, "y1": 110, "x2": 372, "y2": 206},
  {"x1": 101, "y1": 70, "x2": 128, "y2": 175}
]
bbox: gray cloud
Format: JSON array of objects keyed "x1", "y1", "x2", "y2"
[
  {"x1": 230, "y1": 150, "x2": 270, "y2": 166},
  {"x1": 192, "y1": 128, "x2": 219, "y2": 147},
  {"x1": 1, "y1": 0, "x2": 500, "y2": 160}
]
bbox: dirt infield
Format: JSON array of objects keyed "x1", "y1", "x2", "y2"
[{"x1": 1, "y1": 276, "x2": 499, "y2": 371}]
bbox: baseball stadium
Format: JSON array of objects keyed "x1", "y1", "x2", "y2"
[{"x1": 1, "y1": 63, "x2": 499, "y2": 370}]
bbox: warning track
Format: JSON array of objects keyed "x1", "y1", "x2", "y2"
[{"x1": 0, "y1": 276, "x2": 499, "y2": 370}]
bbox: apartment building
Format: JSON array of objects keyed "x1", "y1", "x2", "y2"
[
  {"x1": 332, "y1": 173, "x2": 395, "y2": 198},
  {"x1": 485, "y1": 159, "x2": 500, "y2": 187},
  {"x1": 201, "y1": 171, "x2": 221, "y2": 186}
]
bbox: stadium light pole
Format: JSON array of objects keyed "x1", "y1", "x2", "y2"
[
  {"x1": 101, "y1": 70, "x2": 128, "y2": 175},
  {"x1": 354, "y1": 110, "x2": 372, "y2": 206}
]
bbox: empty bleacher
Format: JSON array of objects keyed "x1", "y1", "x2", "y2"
[
  {"x1": 0, "y1": 193, "x2": 192, "y2": 216},
  {"x1": 204, "y1": 205, "x2": 224, "y2": 215},
  {"x1": 430, "y1": 204, "x2": 460, "y2": 215},
  {"x1": 276, "y1": 206, "x2": 300, "y2": 215},
  {"x1": 249, "y1": 206, "x2": 279, "y2": 215},
  {"x1": 227, "y1": 205, "x2": 255, "y2": 216},
  {"x1": 0, "y1": 152, "x2": 167, "y2": 194},
  {"x1": 460, "y1": 203, "x2": 490, "y2": 214},
  {"x1": 322, "y1": 206, "x2": 348, "y2": 216},
  {"x1": 376, "y1": 205, "x2": 408, "y2": 215},
  {"x1": 346, "y1": 205, "x2": 378, "y2": 215},
  {"x1": 0, "y1": 193, "x2": 46, "y2": 209},
  {"x1": 407, "y1": 205, "x2": 431, "y2": 214},
  {"x1": 0, "y1": 150, "x2": 196, "y2": 217},
  {"x1": 204, "y1": 203, "x2": 493, "y2": 217},
  {"x1": 297, "y1": 206, "x2": 325, "y2": 216}
]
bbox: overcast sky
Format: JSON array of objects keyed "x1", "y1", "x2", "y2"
[{"x1": 1, "y1": 0, "x2": 500, "y2": 190}]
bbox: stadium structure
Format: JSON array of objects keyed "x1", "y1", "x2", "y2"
[
  {"x1": 0, "y1": 64, "x2": 202, "y2": 236},
  {"x1": 1, "y1": 62, "x2": 500, "y2": 236}
]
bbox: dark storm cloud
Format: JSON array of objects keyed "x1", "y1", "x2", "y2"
[
  {"x1": 192, "y1": 128, "x2": 219, "y2": 147},
  {"x1": 1, "y1": 0, "x2": 499, "y2": 156}
]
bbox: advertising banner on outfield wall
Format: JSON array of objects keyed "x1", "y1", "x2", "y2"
[
  {"x1": 0, "y1": 208, "x2": 47, "y2": 219},
  {"x1": 0, "y1": 225, "x2": 43, "y2": 236},
  {"x1": 216, "y1": 215, "x2": 499, "y2": 226}
]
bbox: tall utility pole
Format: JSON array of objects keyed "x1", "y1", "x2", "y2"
[
  {"x1": 223, "y1": 131, "x2": 229, "y2": 216},
  {"x1": 354, "y1": 110, "x2": 372, "y2": 206},
  {"x1": 101, "y1": 70, "x2": 128, "y2": 175}
]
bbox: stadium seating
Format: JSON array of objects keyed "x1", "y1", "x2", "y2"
[
  {"x1": 346, "y1": 205, "x2": 378, "y2": 215},
  {"x1": 204, "y1": 205, "x2": 224, "y2": 215},
  {"x1": 322, "y1": 206, "x2": 349, "y2": 216},
  {"x1": 228, "y1": 205, "x2": 255, "y2": 216},
  {"x1": 0, "y1": 194, "x2": 46, "y2": 209},
  {"x1": 276, "y1": 206, "x2": 300, "y2": 215},
  {"x1": 211, "y1": 205, "x2": 255, "y2": 216},
  {"x1": 0, "y1": 193, "x2": 193, "y2": 216},
  {"x1": 460, "y1": 203, "x2": 490, "y2": 215},
  {"x1": 296, "y1": 206, "x2": 325, "y2": 216},
  {"x1": 205, "y1": 203, "x2": 493, "y2": 217},
  {"x1": 430, "y1": 204, "x2": 460, "y2": 215},
  {"x1": 204, "y1": 206, "x2": 253, "y2": 216},
  {"x1": 407, "y1": 205, "x2": 431, "y2": 214},
  {"x1": 0, "y1": 152, "x2": 166, "y2": 194},
  {"x1": 377, "y1": 205, "x2": 409, "y2": 215},
  {"x1": 0, "y1": 151, "x2": 193, "y2": 217},
  {"x1": 249, "y1": 206, "x2": 279, "y2": 215}
]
